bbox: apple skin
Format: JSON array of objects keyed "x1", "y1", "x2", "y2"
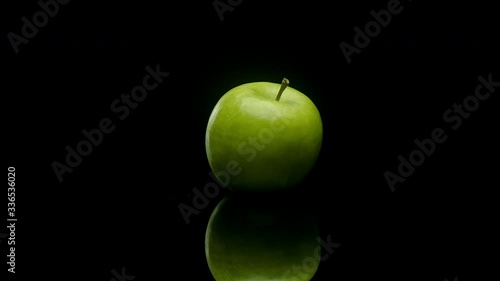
[
  {"x1": 205, "y1": 195, "x2": 319, "y2": 281},
  {"x1": 206, "y1": 81, "x2": 322, "y2": 191}
]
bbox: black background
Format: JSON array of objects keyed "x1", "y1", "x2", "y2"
[{"x1": 2, "y1": 0, "x2": 499, "y2": 280}]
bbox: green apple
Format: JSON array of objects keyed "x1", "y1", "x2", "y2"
[
  {"x1": 206, "y1": 78, "x2": 322, "y2": 191},
  {"x1": 205, "y1": 195, "x2": 319, "y2": 281}
]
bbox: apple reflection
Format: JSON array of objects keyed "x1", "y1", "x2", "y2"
[{"x1": 205, "y1": 194, "x2": 319, "y2": 281}]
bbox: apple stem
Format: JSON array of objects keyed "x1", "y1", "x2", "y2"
[{"x1": 275, "y1": 77, "x2": 289, "y2": 101}]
